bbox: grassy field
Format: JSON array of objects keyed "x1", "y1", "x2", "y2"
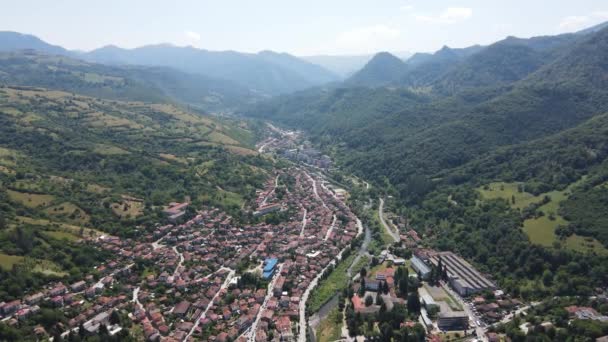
[
  {"x1": 200, "y1": 189, "x2": 245, "y2": 209},
  {"x1": 42, "y1": 230, "x2": 81, "y2": 242},
  {"x1": 0, "y1": 253, "x2": 24, "y2": 270},
  {"x1": 159, "y1": 153, "x2": 188, "y2": 164},
  {"x1": 423, "y1": 283, "x2": 462, "y2": 311},
  {"x1": 111, "y1": 199, "x2": 145, "y2": 219},
  {"x1": 478, "y1": 179, "x2": 607, "y2": 254},
  {"x1": 7, "y1": 189, "x2": 55, "y2": 208},
  {"x1": 308, "y1": 254, "x2": 356, "y2": 313},
  {"x1": 86, "y1": 183, "x2": 110, "y2": 194},
  {"x1": 478, "y1": 182, "x2": 540, "y2": 210},
  {"x1": 45, "y1": 202, "x2": 90, "y2": 224},
  {"x1": 16, "y1": 216, "x2": 102, "y2": 238},
  {"x1": 207, "y1": 131, "x2": 240, "y2": 145},
  {"x1": 316, "y1": 307, "x2": 343, "y2": 342},
  {"x1": 351, "y1": 255, "x2": 369, "y2": 276},
  {"x1": 372, "y1": 210, "x2": 396, "y2": 246},
  {"x1": 368, "y1": 261, "x2": 390, "y2": 278},
  {"x1": 93, "y1": 144, "x2": 130, "y2": 155},
  {"x1": 0, "y1": 253, "x2": 67, "y2": 276}
]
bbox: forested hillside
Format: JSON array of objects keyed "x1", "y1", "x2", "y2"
[
  {"x1": 242, "y1": 26, "x2": 608, "y2": 297},
  {"x1": 0, "y1": 51, "x2": 257, "y2": 111},
  {"x1": 0, "y1": 64, "x2": 271, "y2": 300}
]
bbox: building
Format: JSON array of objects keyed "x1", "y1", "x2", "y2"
[
  {"x1": 410, "y1": 255, "x2": 431, "y2": 280},
  {"x1": 438, "y1": 311, "x2": 469, "y2": 331},
  {"x1": 420, "y1": 293, "x2": 438, "y2": 311},
  {"x1": 262, "y1": 258, "x2": 278, "y2": 279},
  {"x1": 430, "y1": 252, "x2": 496, "y2": 296},
  {"x1": 254, "y1": 204, "x2": 281, "y2": 217},
  {"x1": 163, "y1": 202, "x2": 189, "y2": 221}
]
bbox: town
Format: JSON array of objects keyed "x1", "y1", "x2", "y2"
[
  {"x1": 0, "y1": 157, "x2": 363, "y2": 341},
  {"x1": 2, "y1": 128, "x2": 607, "y2": 342}
]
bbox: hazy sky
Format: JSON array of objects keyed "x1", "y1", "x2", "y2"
[{"x1": 2, "y1": 0, "x2": 608, "y2": 55}]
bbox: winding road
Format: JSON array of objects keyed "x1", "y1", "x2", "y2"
[{"x1": 378, "y1": 198, "x2": 400, "y2": 243}]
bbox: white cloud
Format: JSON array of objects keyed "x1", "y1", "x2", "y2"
[
  {"x1": 558, "y1": 16, "x2": 591, "y2": 30},
  {"x1": 334, "y1": 25, "x2": 402, "y2": 54},
  {"x1": 558, "y1": 11, "x2": 608, "y2": 31},
  {"x1": 184, "y1": 30, "x2": 201, "y2": 41},
  {"x1": 400, "y1": 5, "x2": 414, "y2": 11},
  {"x1": 415, "y1": 7, "x2": 473, "y2": 24}
]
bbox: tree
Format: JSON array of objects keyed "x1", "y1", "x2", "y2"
[
  {"x1": 359, "y1": 278, "x2": 366, "y2": 297},
  {"x1": 78, "y1": 322, "x2": 86, "y2": 339},
  {"x1": 99, "y1": 324, "x2": 108, "y2": 336},
  {"x1": 365, "y1": 295, "x2": 373, "y2": 307},
  {"x1": 110, "y1": 310, "x2": 121, "y2": 325},
  {"x1": 407, "y1": 292, "x2": 421, "y2": 314},
  {"x1": 382, "y1": 280, "x2": 390, "y2": 294},
  {"x1": 399, "y1": 278, "x2": 408, "y2": 298},
  {"x1": 360, "y1": 267, "x2": 367, "y2": 278}
]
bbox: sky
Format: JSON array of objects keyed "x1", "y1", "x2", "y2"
[{"x1": 2, "y1": 0, "x2": 608, "y2": 56}]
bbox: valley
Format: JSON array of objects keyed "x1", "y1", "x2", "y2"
[{"x1": 1, "y1": 6, "x2": 608, "y2": 341}]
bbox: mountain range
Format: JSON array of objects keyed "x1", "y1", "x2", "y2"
[
  {"x1": 242, "y1": 21, "x2": 608, "y2": 255},
  {"x1": 0, "y1": 31, "x2": 340, "y2": 96}
]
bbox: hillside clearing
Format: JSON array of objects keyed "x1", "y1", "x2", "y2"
[{"x1": 7, "y1": 190, "x2": 55, "y2": 208}]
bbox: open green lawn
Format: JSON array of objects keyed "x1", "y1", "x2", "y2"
[
  {"x1": 316, "y1": 307, "x2": 343, "y2": 342},
  {"x1": 308, "y1": 254, "x2": 356, "y2": 313},
  {"x1": 479, "y1": 179, "x2": 607, "y2": 254}
]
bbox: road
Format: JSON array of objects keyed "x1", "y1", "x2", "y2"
[
  {"x1": 378, "y1": 198, "x2": 400, "y2": 243},
  {"x1": 132, "y1": 287, "x2": 143, "y2": 310},
  {"x1": 183, "y1": 268, "x2": 235, "y2": 341},
  {"x1": 151, "y1": 232, "x2": 171, "y2": 250},
  {"x1": 306, "y1": 171, "x2": 328, "y2": 209},
  {"x1": 172, "y1": 246, "x2": 185, "y2": 277},
  {"x1": 248, "y1": 264, "x2": 284, "y2": 341},
  {"x1": 299, "y1": 209, "x2": 308, "y2": 237},
  {"x1": 261, "y1": 174, "x2": 280, "y2": 206},
  {"x1": 298, "y1": 247, "x2": 350, "y2": 342},
  {"x1": 323, "y1": 215, "x2": 337, "y2": 241}
]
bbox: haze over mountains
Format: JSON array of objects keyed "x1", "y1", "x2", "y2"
[{"x1": 0, "y1": 31, "x2": 340, "y2": 96}]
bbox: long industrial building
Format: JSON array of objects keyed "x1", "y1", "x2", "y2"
[{"x1": 430, "y1": 251, "x2": 496, "y2": 296}]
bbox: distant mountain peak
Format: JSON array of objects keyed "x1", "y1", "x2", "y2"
[{"x1": 345, "y1": 51, "x2": 406, "y2": 87}]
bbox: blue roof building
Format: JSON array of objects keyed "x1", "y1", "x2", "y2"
[{"x1": 262, "y1": 258, "x2": 278, "y2": 279}]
